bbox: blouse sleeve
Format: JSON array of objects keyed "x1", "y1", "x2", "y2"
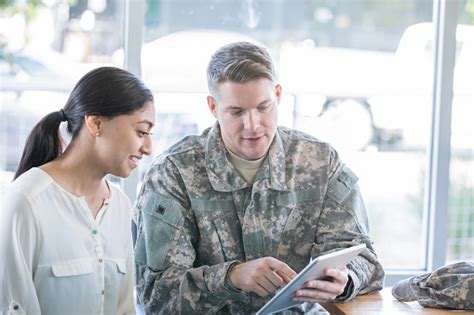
[{"x1": 0, "y1": 191, "x2": 41, "y2": 314}]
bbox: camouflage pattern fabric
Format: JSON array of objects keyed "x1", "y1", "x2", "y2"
[
  {"x1": 133, "y1": 122, "x2": 385, "y2": 314},
  {"x1": 392, "y1": 261, "x2": 474, "y2": 310}
]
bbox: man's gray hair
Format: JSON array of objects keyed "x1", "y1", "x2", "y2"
[{"x1": 207, "y1": 41, "x2": 276, "y2": 96}]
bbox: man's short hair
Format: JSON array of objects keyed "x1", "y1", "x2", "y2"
[{"x1": 207, "y1": 41, "x2": 276, "y2": 96}]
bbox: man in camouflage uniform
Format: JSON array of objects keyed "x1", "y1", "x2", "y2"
[{"x1": 133, "y1": 42, "x2": 385, "y2": 314}]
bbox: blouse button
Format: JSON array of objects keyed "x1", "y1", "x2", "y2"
[
  {"x1": 98, "y1": 258, "x2": 103, "y2": 263},
  {"x1": 12, "y1": 304, "x2": 19, "y2": 311},
  {"x1": 92, "y1": 229, "x2": 98, "y2": 235}
]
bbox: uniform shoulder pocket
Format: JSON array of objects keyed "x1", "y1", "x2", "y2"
[
  {"x1": 327, "y1": 164, "x2": 358, "y2": 205},
  {"x1": 134, "y1": 191, "x2": 184, "y2": 271}
]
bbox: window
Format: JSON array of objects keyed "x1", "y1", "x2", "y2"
[
  {"x1": 1, "y1": 0, "x2": 472, "y2": 283},
  {"x1": 446, "y1": 1, "x2": 474, "y2": 262},
  {"x1": 0, "y1": 0, "x2": 125, "y2": 187},
  {"x1": 140, "y1": 0, "x2": 436, "y2": 272}
]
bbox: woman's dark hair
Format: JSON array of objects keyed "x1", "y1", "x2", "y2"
[{"x1": 14, "y1": 67, "x2": 153, "y2": 180}]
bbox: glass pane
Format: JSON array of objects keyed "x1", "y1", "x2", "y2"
[
  {"x1": 446, "y1": 1, "x2": 474, "y2": 262},
  {"x1": 0, "y1": 1, "x2": 125, "y2": 190},
  {"x1": 142, "y1": 0, "x2": 435, "y2": 268}
]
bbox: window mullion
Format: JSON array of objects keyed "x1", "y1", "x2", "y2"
[
  {"x1": 122, "y1": 0, "x2": 146, "y2": 202},
  {"x1": 426, "y1": 0, "x2": 458, "y2": 271}
]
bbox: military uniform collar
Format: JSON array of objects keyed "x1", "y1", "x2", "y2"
[
  {"x1": 205, "y1": 123, "x2": 289, "y2": 192},
  {"x1": 265, "y1": 130, "x2": 289, "y2": 191}
]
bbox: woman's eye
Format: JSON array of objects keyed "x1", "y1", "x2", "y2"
[{"x1": 137, "y1": 130, "x2": 151, "y2": 137}]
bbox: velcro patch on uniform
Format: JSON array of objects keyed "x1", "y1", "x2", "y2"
[
  {"x1": 327, "y1": 165, "x2": 358, "y2": 204},
  {"x1": 135, "y1": 191, "x2": 184, "y2": 270},
  {"x1": 142, "y1": 192, "x2": 183, "y2": 227}
]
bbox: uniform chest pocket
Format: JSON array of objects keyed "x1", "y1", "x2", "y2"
[
  {"x1": 275, "y1": 189, "x2": 322, "y2": 267},
  {"x1": 275, "y1": 188, "x2": 322, "y2": 231},
  {"x1": 191, "y1": 198, "x2": 244, "y2": 263},
  {"x1": 135, "y1": 191, "x2": 184, "y2": 271}
]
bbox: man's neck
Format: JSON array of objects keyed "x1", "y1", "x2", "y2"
[{"x1": 227, "y1": 150, "x2": 267, "y2": 184}]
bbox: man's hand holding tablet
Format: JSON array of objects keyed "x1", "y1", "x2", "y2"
[
  {"x1": 256, "y1": 244, "x2": 366, "y2": 314},
  {"x1": 292, "y1": 265, "x2": 349, "y2": 303}
]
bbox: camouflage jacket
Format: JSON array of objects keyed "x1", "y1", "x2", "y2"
[
  {"x1": 133, "y1": 123, "x2": 385, "y2": 314},
  {"x1": 392, "y1": 261, "x2": 474, "y2": 310}
]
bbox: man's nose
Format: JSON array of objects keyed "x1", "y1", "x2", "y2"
[{"x1": 243, "y1": 111, "x2": 260, "y2": 132}]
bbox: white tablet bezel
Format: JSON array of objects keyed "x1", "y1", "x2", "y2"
[{"x1": 256, "y1": 244, "x2": 366, "y2": 314}]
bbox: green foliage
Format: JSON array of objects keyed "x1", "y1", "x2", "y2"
[
  {"x1": 447, "y1": 169, "x2": 474, "y2": 259},
  {"x1": 311, "y1": 0, "x2": 423, "y2": 28},
  {"x1": 0, "y1": 0, "x2": 13, "y2": 10},
  {"x1": 466, "y1": 0, "x2": 474, "y2": 24},
  {"x1": 0, "y1": 0, "x2": 44, "y2": 23},
  {"x1": 408, "y1": 158, "x2": 473, "y2": 260}
]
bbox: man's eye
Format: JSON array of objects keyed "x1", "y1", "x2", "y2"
[
  {"x1": 259, "y1": 104, "x2": 271, "y2": 111},
  {"x1": 231, "y1": 110, "x2": 243, "y2": 116}
]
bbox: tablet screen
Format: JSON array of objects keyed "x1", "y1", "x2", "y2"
[{"x1": 257, "y1": 244, "x2": 366, "y2": 314}]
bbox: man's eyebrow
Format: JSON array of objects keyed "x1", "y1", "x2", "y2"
[
  {"x1": 225, "y1": 106, "x2": 243, "y2": 111},
  {"x1": 225, "y1": 99, "x2": 272, "y2": 111},
  {"x1": 257, "y1": 99, "x2": 272, "y2": 106}
]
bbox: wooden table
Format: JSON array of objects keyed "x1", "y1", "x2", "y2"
[{"x1": 321, "y1": 288, "x2": 474, "y2": 314}]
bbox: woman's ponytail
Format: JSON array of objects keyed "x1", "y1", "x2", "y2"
[
  {"x1": 14, "y1": 110, "x2": 66, "y2": 180},
  {"x1": 13, "y1": 67, "x2": 153, "y2": 180}
]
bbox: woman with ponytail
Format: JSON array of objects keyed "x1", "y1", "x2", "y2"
[{"x1": 1, "y1": 67, "x2": 155, "y2": 314}]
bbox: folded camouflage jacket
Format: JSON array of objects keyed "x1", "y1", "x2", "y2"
[{"x1": 392, "y1": 261, "x2": 474, "y2": 310}]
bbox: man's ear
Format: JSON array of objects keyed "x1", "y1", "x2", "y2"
[
  {"x1": 207, "y1": 95, "x2": 218, "y2": 118},
  {"x1": 84, "y1": 115, "x2": 102, "y2": 137},
  {"x1": 275, "y1": 84, "x2": 282, "y2": 104}
]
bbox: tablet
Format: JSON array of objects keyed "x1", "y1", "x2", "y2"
[{"x1": 256, "y1": 244, "x2": 366, "y2": 314}]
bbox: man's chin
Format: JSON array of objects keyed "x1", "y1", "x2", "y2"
[{"x1": 242, "y1": 150, "x2": 266, "y2": 161}]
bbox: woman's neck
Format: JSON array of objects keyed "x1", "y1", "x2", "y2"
[{"x1": 40, "y1": 140, "x2": 108, "y2": 199}]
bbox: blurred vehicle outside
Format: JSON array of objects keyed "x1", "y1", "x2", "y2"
[
  {"x1": 279, "y1": 41, "x2": 395, "y2": 151},
  {"x1": 0, "y1": 46, "x2": 77, "y2": 172},
  {"x1": 279, "y1": 22, "x2": 473, "y2": 154},
  {"x1": 369, "y1": 22, "x2": 473, "y2": 155},
  {"x1": 0, "y1": 0, "x2": 122, "y2": 184}
]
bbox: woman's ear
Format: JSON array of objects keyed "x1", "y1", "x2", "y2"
[{"x1": 84, "y1": 115, "x2": 102, "y2": 137}]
